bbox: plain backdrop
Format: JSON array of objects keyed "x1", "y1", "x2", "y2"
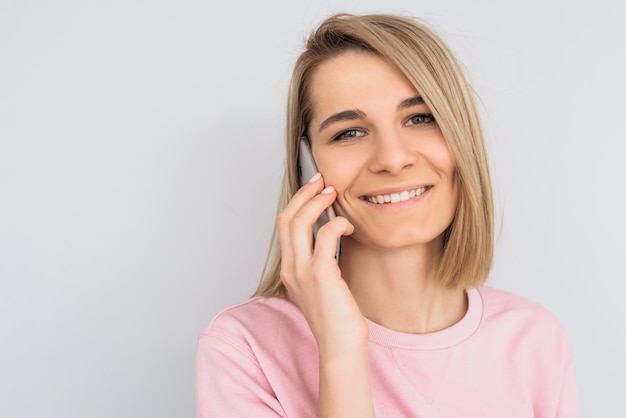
[{"x1": 1, "y1": 0, "x2": 624, "y2": 416}]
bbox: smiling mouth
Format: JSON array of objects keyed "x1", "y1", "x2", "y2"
[{"x1": 363, "y1": 186, "x2": 432, "y2": 204}]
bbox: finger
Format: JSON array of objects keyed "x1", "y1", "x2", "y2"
[
  {"x1": 288, "y1": 185, "x2": 338, "y2": 265},
  {"x1": 277, "y1": 173, "x2": 330, "y2": 283},
  {"x1": 279, "y1": 172, "x2": 325, "y2": 220},
  {"x1": 277, "y1": 175, "x2": 324, "y2": 267},
  {"x1": 312, "y1": 216, "x2": 354, "y2": 264}
]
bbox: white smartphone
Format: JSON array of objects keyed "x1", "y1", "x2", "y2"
[{"x1": 298, "y1": 137, "x2": 341, "y2": 260}]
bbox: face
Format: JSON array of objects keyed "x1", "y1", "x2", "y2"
[{"x1": 306, "y1": 51, "x2": 459, "y2": 251}]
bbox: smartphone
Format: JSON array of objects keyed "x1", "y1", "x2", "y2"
[{"x1": 298, "y1": 137, "x2": 341, "y2": 260}]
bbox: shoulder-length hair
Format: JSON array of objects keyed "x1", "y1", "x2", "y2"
[{"x1": 254, "y1": 13, "x2": 493, "y2": 296}]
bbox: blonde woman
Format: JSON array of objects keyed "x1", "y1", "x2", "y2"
[{"x1": 196, "y1": 13, "x2": 580, "y2": 417}]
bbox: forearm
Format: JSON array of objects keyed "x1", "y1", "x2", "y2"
[{"x1": 317, "y1": 346, "x2": 375, "y2": 418}]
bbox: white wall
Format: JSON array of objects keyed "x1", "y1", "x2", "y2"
[{"x1": 1, "y1": 0, "x2": 624, "y2": 416}]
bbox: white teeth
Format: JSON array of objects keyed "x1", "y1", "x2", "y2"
[{"x1": 366, "y1": 187, "x2": 429, "y2": 204}]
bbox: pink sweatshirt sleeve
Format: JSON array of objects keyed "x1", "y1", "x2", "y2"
[{"x1": 195, "y1": 330, "x2": 286, "y2": 418}]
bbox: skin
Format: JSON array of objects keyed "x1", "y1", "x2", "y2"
[{"x1": 277, "y1": 51, "x2": 467, "y2": 417}]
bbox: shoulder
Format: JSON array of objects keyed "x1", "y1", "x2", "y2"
[
  {"x1": 198, "y1": 296, "x2": 311, "y2": 357},
  {"x1": 200, "y1": 296, "x2": 304, "y2": 335},
  {"x1": 196, "y1": 297, "x2": 309, "y2": 417},
  {"x1": 479, "y1": 286, "x2": 561, "y2": 324},
  {"x1": 478, "y1": 286, "x2": 572, "y2": 359}
]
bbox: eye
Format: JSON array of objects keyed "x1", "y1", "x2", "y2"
[
  {"x1": 405, "y1": 113, "x2": 436, "y2": 127},
  {"x1": 333, "y1": 129, "x2": 365, "y2": 141}
]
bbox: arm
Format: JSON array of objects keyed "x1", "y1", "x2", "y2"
[
  {"x1": 277, "y1": 174, "x2": 375, "y2": 418},
  {"x1": 317, "y1": 343, "x2": 374, "y2": 418}
]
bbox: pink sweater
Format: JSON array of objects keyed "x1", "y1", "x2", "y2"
[{"x1": 196, "y1": 287, "x2": 580, "y2": 417}]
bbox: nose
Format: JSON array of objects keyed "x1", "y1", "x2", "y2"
[{"x1": 368, "y1": 130, "x2": 416, "y2": 175}]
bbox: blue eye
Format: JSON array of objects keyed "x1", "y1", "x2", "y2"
[
  {"x1": 406, "y1": 113, "x2": 436, "y2": 126},
  {"x1": 333, "y1": 129, "x2": 364, "y2": 141}
]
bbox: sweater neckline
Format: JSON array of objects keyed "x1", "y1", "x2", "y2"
[{"x1": 365, "y1": 287, "x2": 483, "y2": 350}]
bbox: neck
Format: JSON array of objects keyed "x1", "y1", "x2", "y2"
[{"x1": 339, "y1": 237, "x2": 467, "y2": 334}]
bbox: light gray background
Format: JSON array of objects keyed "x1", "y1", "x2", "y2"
[{"x1": 1, "y1": 0, "x2": 624, "y2": 416}]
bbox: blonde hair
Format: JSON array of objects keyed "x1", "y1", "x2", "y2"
[{"x1": 254, "y1": 13, "x2": 493, "y2": 296}]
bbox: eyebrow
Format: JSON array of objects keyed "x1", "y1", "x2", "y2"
[
  {"x1": 317, "y1": 109, "x2": 366, "y2": 133},
  {"x1": 316, "y1": 96, "x2": 424, "y2": 133},
  {"x1": 397, "y1": 96, "x2": 424, "y2": 110}
]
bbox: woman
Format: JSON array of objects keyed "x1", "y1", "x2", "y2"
[{"x1": 196, "y1": 13, "x2": 580, "y2": 417}]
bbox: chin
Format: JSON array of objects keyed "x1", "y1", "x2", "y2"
[{"x1": 349, "y1": 228, "x2": 446, "y2": 252}]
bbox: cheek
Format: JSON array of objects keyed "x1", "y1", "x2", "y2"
[
  {"x1": 435, "y1": 138, "x2": 454, "y2": 163},
  {"x1": 314, "y1": 150, "x2": 360, "y2": 190},
  {"x1": 445, "y1": 162, "x2": 460, "y2": 207},
  {"x1": 423, "y1": 138, "x2": 459, "y2": 209},
  {"x1": 422, "y1": 137, "x2": 456, "y2": 180}
]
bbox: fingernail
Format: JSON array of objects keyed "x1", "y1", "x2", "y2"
[
  {"x1": 308, "y1": 172, "x2": 321, "y2": 183},
  {"x1": 321, "y1": 186, "x2": 335, "y2": 194}
]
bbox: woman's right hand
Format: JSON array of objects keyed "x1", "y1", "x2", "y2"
[
  {"x1": 277, "y1": 172, "x2": 376, "y2": 417},
  {"x1": 276, "y1": 172, "x2": 368, "y2": 356}
]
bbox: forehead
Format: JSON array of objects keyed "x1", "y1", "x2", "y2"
[{"x1": 308, "y1": 51, "x2": 420, "y2": 121}]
